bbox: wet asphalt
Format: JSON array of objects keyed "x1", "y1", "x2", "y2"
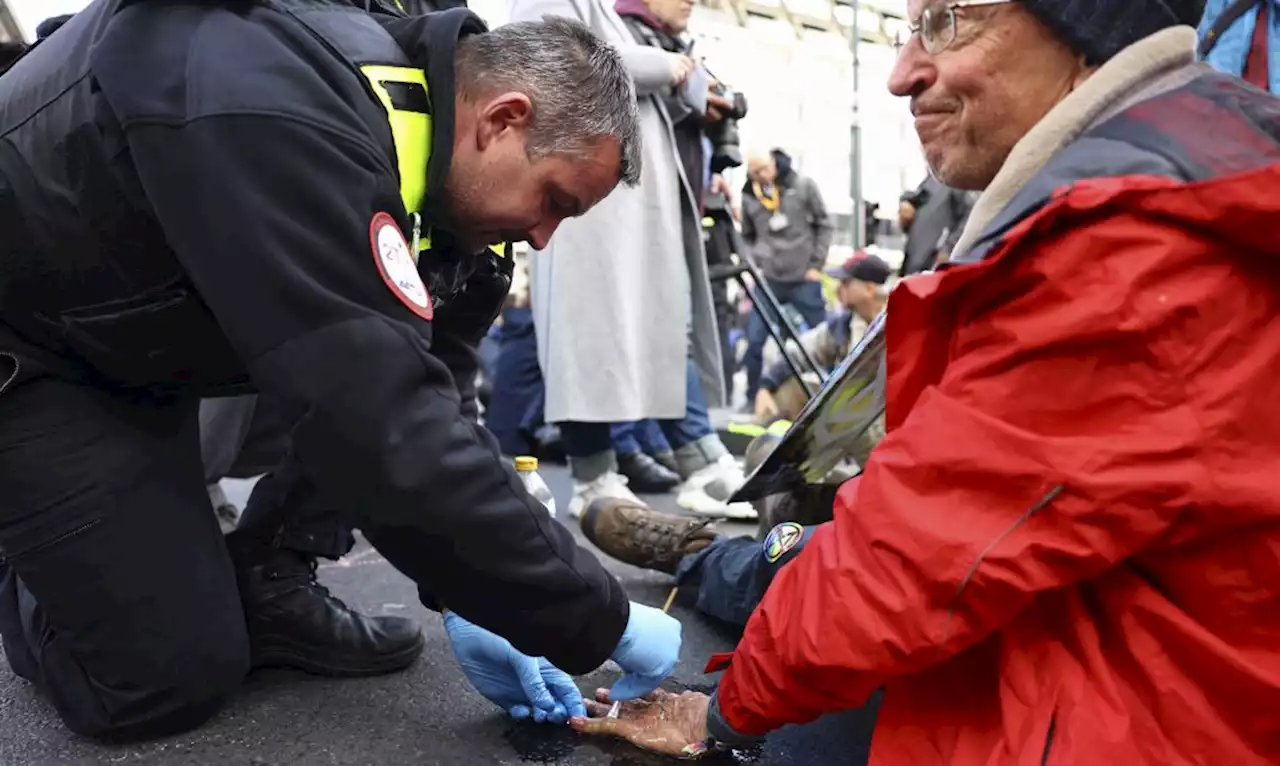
[{"x1": 0, "y1": 465, "x2": 878, "y2": 765}]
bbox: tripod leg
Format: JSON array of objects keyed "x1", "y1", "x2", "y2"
[{"x1": 737, "y1": 272, "x2": 817, "y2": 397}]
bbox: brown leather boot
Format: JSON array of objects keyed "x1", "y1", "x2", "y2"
[{"x1": 580, "y1": 498, "x2": 720, "y2": 574}]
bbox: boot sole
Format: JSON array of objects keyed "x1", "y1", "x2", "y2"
[{"x1": 251, "y1": 631, "x2": 425, "y2": 678}]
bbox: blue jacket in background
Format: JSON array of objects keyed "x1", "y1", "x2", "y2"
[{"x1": 1199, "y1": 0, "x2": 1280, "y2": 92}]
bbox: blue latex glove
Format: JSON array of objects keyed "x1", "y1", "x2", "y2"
[
  {"x1": 608, "y1": 601, "x2": 683, "y2": 701},
  {"x1": 444, "y1": 611, "x2": 586, "y2": 724}
]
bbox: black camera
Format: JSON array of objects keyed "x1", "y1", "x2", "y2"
[{"x1": 704, "y1": 84, "x2": 748, "y2": 174}]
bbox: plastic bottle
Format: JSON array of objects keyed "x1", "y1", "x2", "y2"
[{"x1": 515, "y1": 456, "x2": 557, "y2": 519}]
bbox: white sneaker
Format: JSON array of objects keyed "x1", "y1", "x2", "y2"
[
  {"x1": 676, "y1": 455, "x2": 756, "y2": 520},
  {"x1": 567, "y1": 471, "x2": 643, "y2": 520}
]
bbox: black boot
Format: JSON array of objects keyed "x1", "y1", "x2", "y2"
[
  {"x1": 617, "y1": 452, "x2": 681, "y2": 493},
  {"x1": 235, "y1": 548, "x2": 424, "y2": 677}
]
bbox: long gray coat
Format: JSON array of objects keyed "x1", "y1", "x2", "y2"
[{"x1": 506, "y1": 0, "x2": 725, "y2": 423}]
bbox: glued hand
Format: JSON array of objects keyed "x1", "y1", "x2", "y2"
[{"x1": 571, "y1": 687, "x2": 715, "y2": 759}]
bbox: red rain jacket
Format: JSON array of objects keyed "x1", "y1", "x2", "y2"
[{"x1": 717, "y1": 73, "x2": 1280, "y2": 765}]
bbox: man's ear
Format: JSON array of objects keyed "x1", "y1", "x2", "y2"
[
  {"x1": 476, "y1": 92, "x2": 534, "y2": 149},
  {"x1": 1071, "y1": 58, "x2": 1098, "y2": 91}
]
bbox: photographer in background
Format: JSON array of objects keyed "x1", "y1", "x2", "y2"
[
  {"x1": 703, "y1": 173, "x2": 741, "y2": 401},
  {"x1": 898, "y1": 175, "x2": 977, "y2": 275},
  {"x1": 740, "y1": 149, "x2": 834, "y2": 405}
]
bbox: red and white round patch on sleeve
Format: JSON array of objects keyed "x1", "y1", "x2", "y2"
[{"x1": 369, "y1": 211, "x2": 433, "y2": 320}]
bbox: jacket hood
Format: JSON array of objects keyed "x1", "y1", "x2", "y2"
[
  {"x1": 615, "y1": 0, "x2": 669, "y2": 35},
  {"x1": 374, "y1": 8, "x2": 488, "y2": 228},
  {"x1": 742, "y1": 147, "x2": 796, "y2": 200},
  {"x1": 771, "y1": 148, "x2": 795, "y2": 186}
]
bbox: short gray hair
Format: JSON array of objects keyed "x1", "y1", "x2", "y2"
[{"x1": 456, "y1": 17, "x2": 642, "y2": 186}]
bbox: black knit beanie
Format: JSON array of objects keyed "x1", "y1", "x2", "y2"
[{"x1": 1018, "y1": 0, "x2": 1207, "y2": 65}]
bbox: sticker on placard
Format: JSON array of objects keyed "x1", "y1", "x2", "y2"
[{"x1": 369, "y1": 212, "x2": 432, "y2": 320}]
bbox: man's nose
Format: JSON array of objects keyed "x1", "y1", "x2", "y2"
[
  {"x1": 887, "y1": 37, "x2": 934, "y2": 98},
  {"x1": 526, "y1": 220, "x2": 561, "y2": 251}
]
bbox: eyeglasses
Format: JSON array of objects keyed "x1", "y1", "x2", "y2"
[{"x1": 907, "y1": 0, "x2": 1012, "y2": 55}]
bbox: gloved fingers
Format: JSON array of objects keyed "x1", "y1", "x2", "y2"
[
  {"x1": 509, "y1": 704, "x2": 533, "y2": 721},
  {"x1": 532, "y1": 706, "x2": 550, "y2": 724},
  {"x1": 546, "y1": 704, "x2": 570, "y2": 725},
  {"x1": 510, "y1": 651, "x2": 558, "y2": 713},
  {"x1": 541, "y1": 661, "x2": 588, "y2": 720},
  {"x1": 599, "y1": 684, "x2": 663, "y2": 705},
  {"x1": 607, "y1": 671, "x2": 664, "y2": 702}
]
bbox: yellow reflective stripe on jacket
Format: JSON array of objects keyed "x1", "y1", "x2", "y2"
[
  {"x1": 357, "y1": 65, "x2": 508, "y2": 259},
  {"x1": 359, "y1": 65, "x2": 431, "y2": 245}
]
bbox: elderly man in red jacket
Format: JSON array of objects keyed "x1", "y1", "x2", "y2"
[{"x1": 571, "y1": 0, "x2": 1280, "y2": 763}]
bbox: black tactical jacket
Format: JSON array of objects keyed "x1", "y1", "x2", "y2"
[{"x1": 0, "y1": 0, "x2": 628, "y2": 673}]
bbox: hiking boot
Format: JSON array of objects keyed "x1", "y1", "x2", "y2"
[
  {"x1": 581, "y1": 498, "x2": 720, "y2": 574},
  {"x1": 235, "y1": 548, "x2": 423, "y2": 677},
  {"x1": 567, "y1": 470, "x2": 642, "y2": 519},
  {"x1": 617, "y1": 452, "x2": 681, "y2": 493}
]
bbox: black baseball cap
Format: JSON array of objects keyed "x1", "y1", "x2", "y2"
[{"x1": 826, "y1": 251, "x2": 891, "y2": 285}]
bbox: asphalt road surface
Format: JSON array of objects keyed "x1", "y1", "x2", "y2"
[{"x1": 0, "y1": 465, "x2": 877, "y2": 765}]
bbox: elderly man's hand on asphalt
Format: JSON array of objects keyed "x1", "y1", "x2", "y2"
[
  {"x1": 443, "y1": 611, "x2": 586, "y2": 724},
  {"x1": 571, "y1": 687, "x2": 715, "y2": 759},
  {"x1": 607, "y1": 602, "x2": 683, "y2": 701}
]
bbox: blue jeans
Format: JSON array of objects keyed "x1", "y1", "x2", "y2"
[
  {"x1": 484, "y1": 308, "x2": 547, "y2": 457},
  {"x1": 611, "y1": 419, "x2": 672, "y2": 457},
  {"x1": 560, "y1": 359, "x2": 713, "y2": 458},
  {"x1": 744, "y1": 279, "x2": 828, "y2": 400},
  {"x1": 675, "y1": 523, "x2": 818, "y2": 628}
]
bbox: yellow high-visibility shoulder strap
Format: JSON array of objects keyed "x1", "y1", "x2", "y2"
[
  {"x1": 359, "y1": 64, "x2": 432, "y2": 251},
  {"x1": 357, "y1": 64, "x2": 509, "y2": 259}
]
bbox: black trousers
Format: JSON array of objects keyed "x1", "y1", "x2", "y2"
[
  {"x1": 0, "y1": 368, "x2": 366, "y2": 738},
  {"x1": 0, "y1": 373, "x2": 251, "y2": 739},
  {"x1": 200, "y1": 394, "x2": 355, "y2": 559}
]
